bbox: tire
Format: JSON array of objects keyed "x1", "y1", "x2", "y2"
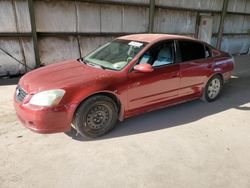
[
  {"x1": 202, "y1": 75, "x2": 223, "y2": 102},
  {"x1": 73, "y1": 95, "x2": 118, "y2": 138}
]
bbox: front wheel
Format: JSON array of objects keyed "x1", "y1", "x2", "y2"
[
  {"x1": 73, "y1": 95, "x2": 118, "y2": 138},
  {"x1": 202, "y1": 75, "x2": 223, "y2": 102}
]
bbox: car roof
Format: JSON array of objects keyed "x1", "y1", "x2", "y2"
[{"x1": 118, "y1": 34, "x2": 199, "y2": 43}]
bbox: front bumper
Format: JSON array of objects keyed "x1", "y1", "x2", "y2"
[{"x1": 14, "y1": 98, "x2": 76, "y2": 134}]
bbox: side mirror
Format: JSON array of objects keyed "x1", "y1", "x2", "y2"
[{"x1": 134, "y1": 64, "x2": 154, "y2": 73}]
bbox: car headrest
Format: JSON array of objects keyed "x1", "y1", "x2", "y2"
[{"x1": 157, "y1": 47, "x2": 172, "y2": 60}]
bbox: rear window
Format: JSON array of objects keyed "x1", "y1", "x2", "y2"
[{"x1": 178, "y1": 41, "x2": 205, "y2": 62}]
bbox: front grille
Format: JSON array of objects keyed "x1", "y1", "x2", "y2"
[{"x1": 16, "y1": 85, "x2": 27, "y2": 102}]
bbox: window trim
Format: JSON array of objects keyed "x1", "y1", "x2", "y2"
[
  {"x1": 152, "y1": 41, "x2": 176, "y2": 68},
  {"x1": 204, "y1": 44, "x2": 213, "y2": 59},
  {"x1": 129, "y1": 39, "x2": 177, "y2": 72}
]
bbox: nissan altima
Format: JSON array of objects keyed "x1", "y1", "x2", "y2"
[{"x1": 14, "y1": 34, "x2": 234, "y2": 138}]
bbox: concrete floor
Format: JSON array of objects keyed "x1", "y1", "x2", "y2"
[{"x1": 1, "y1": 55, "x2": 250, "y2": 188}]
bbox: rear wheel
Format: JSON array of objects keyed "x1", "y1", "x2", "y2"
[
  {"x1": 202, "y1": 75, "x2": 223, "y2": 102},
  {"x1": 73, "y1": 95, "x2": 118, "y2": 138}
]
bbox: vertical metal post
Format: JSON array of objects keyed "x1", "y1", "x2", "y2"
[
  {"x1": 28, "y1": 0, "x2": 40, "y2": 68},
  {"x1": 194, "y1": 12, "x2": 200, "y2": 39},
  {"x1": 216, "y1": 0, "x2": 229, "y2": 49},
  {"x1": 148, "y1": 0, "x2": 155, "y2": 33}
]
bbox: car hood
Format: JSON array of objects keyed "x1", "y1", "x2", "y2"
[{"x1": 19, "y1": 59, "x2": 115, "y2": 93}]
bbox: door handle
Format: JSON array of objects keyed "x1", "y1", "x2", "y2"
[
  {"x1": 170, "y1": 72, "x2": 179, "y2": 78},
  {"x1": 207, "y1": 64, "x2": 212, "y2": 68}
]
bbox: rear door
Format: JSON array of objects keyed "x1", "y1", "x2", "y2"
[{"x1": 177, "y1": 40, "x2": 214, "y2": 97}]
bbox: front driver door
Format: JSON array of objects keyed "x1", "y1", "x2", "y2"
[{"x1": 127, "y1": 40, "x2": 180, "y2": 113}]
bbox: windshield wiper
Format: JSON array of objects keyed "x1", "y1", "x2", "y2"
[
  {"x1": 81, "y1": 58, "x2": 106, "y2": 70},
  {"x1": 77, "y1": 58, "x2": 117, "y2": 71},
  {"x1": 77, "y1": 58, "x2": 86, "y2": 64},
  {"x1": 87, "y1": 62, "x2": 106, "y2": 70}
]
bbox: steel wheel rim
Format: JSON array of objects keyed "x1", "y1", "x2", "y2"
[
  {"x1": 86, "y1": 105, "x2": 111, "y2": 130},
  {"x1": 207, "y1": 78, "x2": 221, "y2": 99}
]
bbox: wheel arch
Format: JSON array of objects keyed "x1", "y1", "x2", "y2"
[
  {"x1": 73, "y1": 91, "x2": 124, "y2": 121},
  {"x1": 206, "y1": 72, "x2": 224, "y2": 87},
  {"x1": 201, "y1": 72, "x2": 224, "y2": 95},
  {"x1": 211, "y1": 72, "x2": 223, "y2": 82}
]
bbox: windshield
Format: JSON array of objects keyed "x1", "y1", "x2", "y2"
[{"x1": 83, "y1": 39, "x2": 147, "y2": 70}]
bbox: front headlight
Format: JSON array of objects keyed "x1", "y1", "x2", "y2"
[{"x1": 29, "y1": 89, "x2": 65, "y2": 107}]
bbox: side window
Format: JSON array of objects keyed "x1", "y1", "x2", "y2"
[
  {"x1": 178, "y1": 41, "x2": 205, "y2": 62},
  {"x1": 138, "y1": 41, "x2": 174, "y2": 67},
  {"x1": 205, "y1": 45, "x2": 212, "y2": 58}
]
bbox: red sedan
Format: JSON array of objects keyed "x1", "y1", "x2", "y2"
[{"x1": 14, "y1": 34, "x2": 234, "y2": 138}]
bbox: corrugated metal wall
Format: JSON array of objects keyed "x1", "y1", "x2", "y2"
[
  {"x1": 0, "y1": 0, "x2": 34, "y2": 76},
  {"x1": 0, "y1": 0, "x2": 250, "y2": 76}
]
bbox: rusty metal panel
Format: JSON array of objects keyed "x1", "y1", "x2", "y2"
[
  {"x1": 34, "y1": 1, "x2": 76, "y2": 32},
  {"x1": 77, "y1": 3, "x2": 101, "y2": 32},
  {"x1": 227, "y1": 0, "x2": 247, "y2": 13},
  {"x1": 38, "y1": 37, "x2": 80, "y2": 65},
  {"x1": 153, "y1": 8, "x2": 196, "y2": 34},
  {"x1": 157, "y1": 0, "x2": 223, "y2": 11},
  {"x1": 224, "y1": 14, "x2": 245, "y2": 33},
  {"x1": 79, "y1": 36, "x2": 115, "y2": 56}
]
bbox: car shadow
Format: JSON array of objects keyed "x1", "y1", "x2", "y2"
[{"x1": 65, "y1": 73, "x2": 250, "y2": 141}]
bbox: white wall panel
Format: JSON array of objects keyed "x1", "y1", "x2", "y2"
[
  {"x1": 21, "y1": 38, "x2": 35, "y2": 70},
  {"x1": 35, "y1": 1, "x2": 76, "y2": 32},
  {"x1": 101, "y1": 5, "x2": 123, "y2": 32},
  {"x1": 15, "y1": 0, "x2": 31, "y2": 32},
  {"x1": 1, "y1": 0, "x2": 250, "y2": 76},
  {"x1": 227, "y1": 0, "x2": 247, "y2": 13},
  {"x1": 80, "y1": 36, "x2": 114, "y2": 56},
  {"x1": 0, "y1": 38, "x2": 34, "y2": 76},
  {"x1": 38, "y1": 37, "x2": 80, "y2": 65},
  {"x1": 212, "y1": 36, "x2": 250, "y2": 54},
  {"x1": 224, "y1": 15, "x2": 245, "y2": 33},
  {"x1": 0, "y1": 0, "x2": 30, "y2": 33},
  {"x1": 154, "y1": 9, "x2": 196, "y2": 34},
  {"x1": 157, "y1": 0, "x2": 223, "y2": 11},
  {"x1": 221, "y1": 36, "x2": 250, "y2": 54},
  {"x1": 0, "y1": 1, "x2": 17, "y2": 32},
  {"x1": 108, "y1": 0, "x2": 149, "y2": 4},
  {"x1": 245, "y1": 0, "x2": 250, "y2": 13},
  {"x1": 212, "y1": 14, "x2": 221, "y2": 33},
  {"x1": 77, "y1": 3, "x2": 101, "y2": 32},
  {"x1": 242, "y1": 16, "x2": 250, "y2": 33},
  {"x1": 123, "y1": 6, "x2": 149, "y2": 32}
]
